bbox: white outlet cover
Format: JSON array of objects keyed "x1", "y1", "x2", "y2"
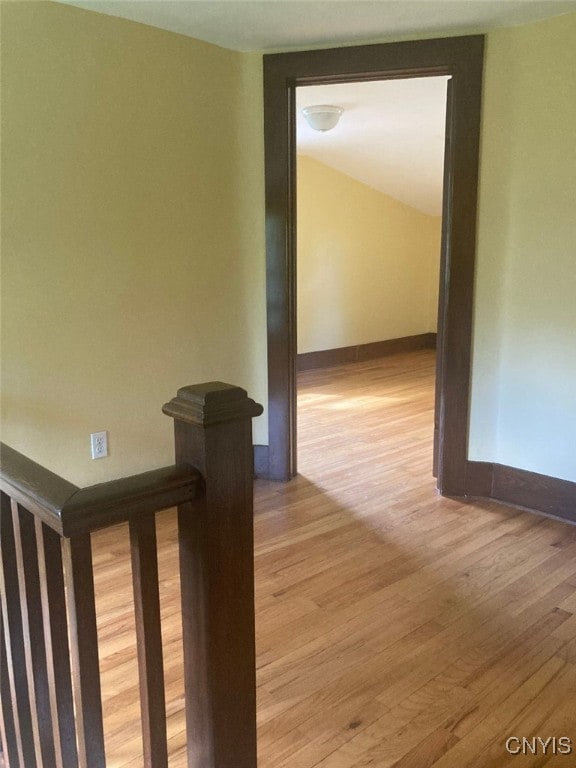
[{"x1": 90, "y1": 431, "x2": 108, "y2": 459}]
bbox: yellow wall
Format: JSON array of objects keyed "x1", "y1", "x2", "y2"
[
  {"x1": 1, "y1": 1, "x2": 266, "y2": 485},
  {"x1": 2, "y1": 2, "x2": 575, "y2": 486},
  {"x1": 469, "y1": 12, "x2": 576, "y2": 481},
  {"x1": 297, "y1": 156, "x2": 441, "y2": 353}
]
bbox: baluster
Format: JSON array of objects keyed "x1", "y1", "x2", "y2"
[
  {"x1": 163, "y1": 382, "x2": 262, "y2": 768},
  {"x1": 62, "y1": 535, "x2": 106, "y2": 768},
  {"x1": 129, "y1": 513, "x2": 168, "y2": 768},
  {"x1": 1, "y1": 606, "x2": 18, "y2": 767},
  {"x1": 11, "y1": 502, "x2": 57, "y2": 768},
  {"x1": 0, "y1": 493, "x2": 36, "y2": 768},
  {"x1": 36, "y1": 519, "x2": 79, "y2": 768}
]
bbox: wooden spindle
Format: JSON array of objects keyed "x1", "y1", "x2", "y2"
[
  {"x1": 163, "y1": 382, "x2": 262, "y2": 768},
  {"x1": 176, "y1": 498, "x2": 210, "y2": 765},
  {"x1": 129, "y1": 513, "x2": 168, "y2": 768},
  {"x1": 36, "y1": 519, "x2": 79, "y2": 768},
  {"x1": 12, "y1": 502, "x2": 57, "y2": 768},
  {"x1": 1, "y1": 606, "x2": 17, "y2": 768},
  {"x1": 62, "y1": 535, "x2": 106, "y2": 768},
  {"x1": 0, "y1": 494, "x2": 36, "y2": 768}
]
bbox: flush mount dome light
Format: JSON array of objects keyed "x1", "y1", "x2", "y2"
[{"x1": 301, "y1": 105, "x2": 343, "y2": 132}]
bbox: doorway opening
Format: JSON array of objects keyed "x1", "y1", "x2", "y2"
[
  {"x1": 263, "y1": 35, "x2": 484, "y2": 495},
  {"x1": 295, "y1": 77, "x2": 448, "y2": 477}
]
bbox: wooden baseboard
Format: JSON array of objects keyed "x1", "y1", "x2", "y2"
[
  {"x1": 464, "y1": 460, "x2": 494, "y2": 498},
  {"x1": 492, "y1": 464, "x2": 576, "y2": 524},
  {"x1": 297, "y1": 333, "x2": 437, "y2": 372},
  {"x1": 465, "y1": 460, "x2": 576, "y2": 525},
  {"x1": 253, "y1": 445, "x2": 269, "y2": 479}
]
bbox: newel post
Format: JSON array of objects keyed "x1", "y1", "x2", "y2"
[{"x1": 162, "y1": 382, "x2": 263, "y2": 768}]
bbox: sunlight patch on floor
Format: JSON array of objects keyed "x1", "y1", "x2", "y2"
[{"x1": 299, "y1": 393, "x2": 405, "y2": 409}]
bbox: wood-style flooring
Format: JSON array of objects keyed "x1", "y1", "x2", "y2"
[{"x1": 92, "y1": 350, "x2": 576, "y2": 767}]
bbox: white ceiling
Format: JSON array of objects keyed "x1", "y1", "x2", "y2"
[
  {"x1": 297, "y1": 78, "x2": 449, "y2": 215},
  {"x1": 58, "y1": 0, "x2": 576, "y2": 52}
]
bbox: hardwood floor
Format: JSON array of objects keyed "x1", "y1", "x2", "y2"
[{"x1": 93, "y1": 349, "x2": 576, "y2": 767}]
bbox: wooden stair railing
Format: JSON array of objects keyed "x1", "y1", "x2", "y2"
[{"x1": 0, "y1": 382, "x2": 262, "y2": 768}]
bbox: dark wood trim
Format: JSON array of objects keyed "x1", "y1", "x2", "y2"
[
  {"x1": 464, "y1": 460, "x2": 494, "y2": 498},
  {"x1": 0, "y1": 443, "x2": 202, "y2": 537},
  {"x1": 297, "y1": 333, "x2": 436, "y2": 372},
  {"x1": 0, "y1": 444, "x2": 78, "y2": 530},
  {"x1": 433, "y1": 76, "x2": 454, "y2": 479},
  {"x1": 264, "y1": 35, "x2": 485, "y2": 488},
  {"x1": 492, "y1": 464, "x2": 576, "y2": 524},
  {"x1": 253, "y1": 445, "x2": 270, "y2": 479},
  {"x1": 62, "y1": 465, "x2": 202, "y2": 537},
  {"x1": 464, "y1": 460, "x2": 576, "y2": 525}
]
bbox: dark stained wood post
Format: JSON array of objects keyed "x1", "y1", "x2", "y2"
[{"x1": 162, "y1": 383, "x2": 263, "y2": 768}]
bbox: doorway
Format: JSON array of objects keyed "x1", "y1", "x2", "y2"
[
  {"x1": 295, "y1": 77, "x2": 447, "y2": 476},
  {"x1": 263, "y1": 35, "x2": 484, "y2": 495}
]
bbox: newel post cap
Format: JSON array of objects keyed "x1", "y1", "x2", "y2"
[{"x1": 162, "y1": 381, "x2": 263, "y2": 427}]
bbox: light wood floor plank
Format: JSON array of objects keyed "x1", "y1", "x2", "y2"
[{"x1": 87, "y1": 350, "x2": 576, "y2": 767}]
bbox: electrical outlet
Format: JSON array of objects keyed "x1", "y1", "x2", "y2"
[{"x1": 90, "y1": 431, "x2": 108, "y2": 460}]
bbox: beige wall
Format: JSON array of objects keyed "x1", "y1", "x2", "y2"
[
  {"x1": 2, "y1": 2, "x2": 575, "y2": 486},
  {"x1": 1, "y1": 1, "x2": 266, "y2": 485},
  {"x1": 297, "y1": 156, "x2": 441, "y2": 353},
  {"x1": 469, "y1": 12, "x2": 576, "y2": 481}
]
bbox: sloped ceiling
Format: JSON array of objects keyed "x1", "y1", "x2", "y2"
[{"x1": 297, "y1": 77, "x2": 449, "y2": 215}]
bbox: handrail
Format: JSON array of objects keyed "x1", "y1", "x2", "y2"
[{"x1": 0, "y1": 443, "x2": 203, "y2": 537}]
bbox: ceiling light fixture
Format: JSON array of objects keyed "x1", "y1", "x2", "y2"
[{"x1": 302, "y1": 105, "x2": 343, "y2": 132}]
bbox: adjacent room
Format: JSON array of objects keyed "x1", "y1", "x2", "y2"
[{"x1": 295, "y1": 78, "x2": 446, "y2": 483}]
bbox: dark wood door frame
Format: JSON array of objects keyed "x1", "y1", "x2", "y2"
[{"x1": 263, "y1": 35, "x2": 484, "y2": 494}]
